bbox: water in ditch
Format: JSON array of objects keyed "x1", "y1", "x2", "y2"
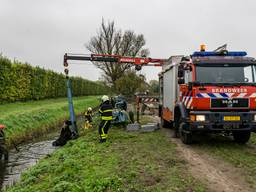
[
  {"x1": 0, "y1": 116, "x2": 87, "y2": 191},
  {"x1": 0, "y1": 132, "x2": 59, "y2": 191}
]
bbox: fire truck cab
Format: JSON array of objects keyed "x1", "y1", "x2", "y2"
[{"x1": 159, "y1": 46, "x2": 256, "y2": 144}]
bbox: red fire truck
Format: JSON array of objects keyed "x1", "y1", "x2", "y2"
[{"x1": 159, "y1": 45, "x2": 256, "y2": 144}]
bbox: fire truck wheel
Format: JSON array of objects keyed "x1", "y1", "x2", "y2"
[
  {"x1": 233, "y1": 131, "x2": 251, "y2": 144},
  {"x1": 179, "y1": 122, "x2": 193, "y2": 144}
]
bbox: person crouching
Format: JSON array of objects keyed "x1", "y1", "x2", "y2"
[{"x1": 84, "y1": 107, "x2": 93, "y2": 129}]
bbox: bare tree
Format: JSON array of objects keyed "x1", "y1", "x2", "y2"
[{"x1": 86, "y1": 20, "x2": 149, "y2": 88}]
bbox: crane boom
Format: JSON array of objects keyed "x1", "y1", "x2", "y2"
[
  {"x1": 63, "y1": 53, "x2": 166, "y2": 138},
  {"x1": 64, "y1": 53, "x2": 166, "y2": 70}
]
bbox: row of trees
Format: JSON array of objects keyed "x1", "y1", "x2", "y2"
[
  {"x1": 115, "y1": 70, "x2": 159, "y2": 96},
  {"x1": 0, "y1": 56, "x2": 109, "y2": 103}
]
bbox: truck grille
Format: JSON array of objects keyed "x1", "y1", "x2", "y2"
[{"x1": 211, "y1": 98, "x2": 248, "y2": 108}]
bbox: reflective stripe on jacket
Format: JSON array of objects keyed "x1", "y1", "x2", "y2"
[{"x1": 99, "y1": 101, "x2": 113, "y2": 120}]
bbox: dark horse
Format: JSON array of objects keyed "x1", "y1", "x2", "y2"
[
  {"x1": 52, "y1": 120, "x2": 72, "y2": 146},
  {"x1": 0, "y1": 125, "x2": 8, "y2": 161}
]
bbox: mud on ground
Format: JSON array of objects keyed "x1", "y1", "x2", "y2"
[{"x1": 147, "y1": 115, "x2": 254, "y2": 192}]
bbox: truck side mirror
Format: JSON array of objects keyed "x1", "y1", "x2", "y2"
[
  {"x1": 181, "y1": 56, "x2": 190, "y2": 62},
  {"x1": 188, "y1": 82, "x2": 193, "y2": 90},
  {"x1": 178, "y1": 78, "x2": 185, "y2": 84},
  {"x1": 178, "y1": 70, "x2": 184, "y2": 78}
]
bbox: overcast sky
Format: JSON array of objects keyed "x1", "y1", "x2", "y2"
[{"x1": 1, "y1": 0, "x2": 256, "y2": 82}]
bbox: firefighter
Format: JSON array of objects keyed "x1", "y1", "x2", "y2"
[
  {"x1": 98, "y1": 95, "x2": 113, "y2": 143},
  {"x1": 84, "y1": 107, "x2": 93, "y2": 129}
]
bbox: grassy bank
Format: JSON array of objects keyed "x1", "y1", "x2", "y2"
[
  {"x1": 193, "y1": 134, "x2": 256, "y2": 189},
  {"x1": 0, "y1": 96, "x2": 100, "y2": 147},
  {"x1": 5, "y1": 124, "x2": 205, "y2": 192}
]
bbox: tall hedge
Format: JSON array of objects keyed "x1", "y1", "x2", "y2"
[{"x1": 0, "y1": 56, "x2": 109, "y2": 103}]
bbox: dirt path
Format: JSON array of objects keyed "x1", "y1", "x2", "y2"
[
  {"x1": 147, "y1": 115, "x2": 253, "y2": 192},
  {"x1": 168, "y1": 132, "x2": 253, "y2": 192}
]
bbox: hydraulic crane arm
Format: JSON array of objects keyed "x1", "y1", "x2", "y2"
[
  {"x1": 64, "y1": 53, "x2": 166, "y2": 74},
  {"x1": 63, "y1": 53, "x2": 166, "y2": 138}
]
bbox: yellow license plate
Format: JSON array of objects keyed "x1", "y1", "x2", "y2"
[{"x1": 223, "y1": 116, "x2": 240, "y2": 121}]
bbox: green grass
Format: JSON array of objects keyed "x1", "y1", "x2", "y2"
[
  {"x1": 0, "y1": 96, "x2": 101, "y2": 147},
  {"x1": 193, "y1": 133, "x2": 256, "y2": 189},
  {"x1": 5, "y1": 125, "x2": 206, "y2": 192}
]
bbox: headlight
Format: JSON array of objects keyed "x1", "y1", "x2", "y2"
[
  {"x1": 196, "y1": 115, "x2": 205, "y2": 122},
  {"x1": 190, "y1": 115, "x2": 206, "y2": 122},
  {"x1": 254, "y1": 114, "x2": 256, "y2": 121},
  {"x1": 190, "y1": 115, "x2": 196, "y2": 121}
]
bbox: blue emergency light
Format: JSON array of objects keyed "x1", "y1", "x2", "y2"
[{"x1": 192, "y1": 51, "x2": 247, "y2": 57}]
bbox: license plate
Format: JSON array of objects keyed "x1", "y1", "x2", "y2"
[{"x1": 223, "y1": 116, "x2": 240, "y2": 121}]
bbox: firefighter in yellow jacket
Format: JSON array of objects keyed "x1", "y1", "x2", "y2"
[
  {"x1": 98, "y1": 95, "x2": 113, "y2": 143},
  {"x1": 84, "y1": 107, "x2": 93, "y2": 129}
]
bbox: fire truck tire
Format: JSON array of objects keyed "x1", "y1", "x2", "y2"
[
  {"x1": 179, "y1": 122, "x2": 193, "y2": 144},
  {"x1": 233, "y1": 131, "x2": 251, "y2": 144}
]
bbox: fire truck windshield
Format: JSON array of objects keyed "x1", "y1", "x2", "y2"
[{"x1": 196, "y1": 64, "x2": 256, "y2": 84}]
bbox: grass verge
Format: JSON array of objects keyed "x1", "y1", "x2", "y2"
[
  {"x1": 0, "y1": 96, "x2": 101, "y2": 147},
  {"x1": 5, "y1": 121, "x2": 206, "y2": 192}
]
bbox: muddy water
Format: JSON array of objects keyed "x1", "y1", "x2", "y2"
[
  {"x1": 0, "y1": 133, "x2": 58, "y2": 191},
  {"x1": 0, "y1": 115, "x2": 87, "y2": 191}
]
